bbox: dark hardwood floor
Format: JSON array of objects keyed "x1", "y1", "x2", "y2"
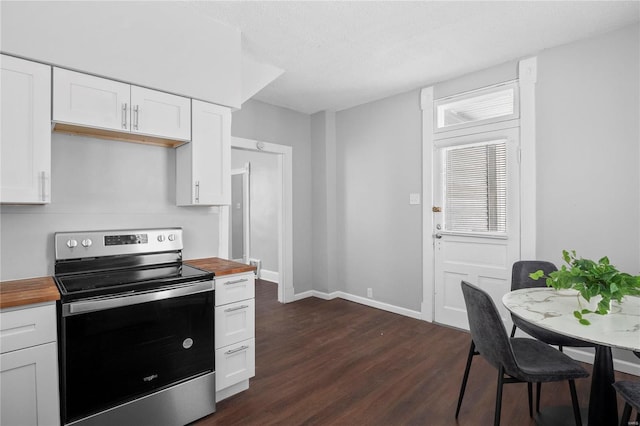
[{"x1": 196, "y1": 279, "x2": 636, "y2": 425}]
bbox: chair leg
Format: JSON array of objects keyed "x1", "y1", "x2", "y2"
[
  {"x1": 536, "y1": 382, "x2": 541, "y2": 413},
  {"x1": 510, "y1": 324, "x2": 517, "y2": 338},
  {"x1": 455, "y1": 340, "x2": 477, "y2": 418},
  {"x1": 527, "y1": 382, "x2": 533, "y2": 417},
  {"x1": 494, "y1": 366, "x2": 505, "y2": 426},
  {"x1": 619, "y1": 402, "x2": 631, "y2": 426},
  {"x1": 568, "y1": 380, "x2": 582, "y2": 426}
]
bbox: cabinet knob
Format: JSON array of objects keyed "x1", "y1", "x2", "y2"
[
  {"x1": 67, "y1": 239, "x2": 78, "y2": 248},
  {"x1": 81, "y1": 238, "x2": 92, "y2": 247}
]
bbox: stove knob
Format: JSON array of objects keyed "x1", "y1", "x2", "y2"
[
  {"x1": 168, "y1": 234, "x2": 176, "y2": 242},
  {"x1": 157, "y1": 235, "x2": 166, "y2": 242},
  {"x1": 81, "y1": 238, "x2": 92, "y2": 248},
  {"x1": 66, "y1": 239, "x2": 78, "y2": 248}
]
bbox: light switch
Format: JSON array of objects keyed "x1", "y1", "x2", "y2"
[{"x1": 409, "y1": 193, "x2": 421, "y2": 205}]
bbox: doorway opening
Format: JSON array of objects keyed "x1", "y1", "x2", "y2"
[{"x1": 219, "y1": 137, "x2": 294, "y2": 303}]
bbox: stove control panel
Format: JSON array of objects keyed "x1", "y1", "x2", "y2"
[{"x1": 55, "y1": 228, "x2": 183, "y2": 260}]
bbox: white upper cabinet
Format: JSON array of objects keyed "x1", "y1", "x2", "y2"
[
  {"x1": 53, "y1": 68, "x2": 191, "y2": 141},
  {"x1": 176, "y1": 100, "x2": 231, "y2": 206},
  {"x1": 0, "y1": 55, "x2": 51, "y2": 204},
  {"x1": 53, "y1": 68, "x2": 129, "y2": 132},
  {"x1": 130, "y1": 86, "x2": 191, "y2": 141}
]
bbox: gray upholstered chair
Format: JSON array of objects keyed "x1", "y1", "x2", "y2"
[
  {"x1": 459, "y1": 280, "x2": 589, "y2": 426},
  {"x1": 613, "y1": 351, "x2": 640, "y2": 426},
  {"x1": 455, "y1": 260, "x2": 595, "y2": 419}
]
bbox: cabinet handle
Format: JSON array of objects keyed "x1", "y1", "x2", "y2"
[
  {"x1": 195, "y1": 181, "x2": 200, "y2": 203},
  {"x1": 224, "y1": 278, "x2": 249, "y2": 286},
  {"x1": 224, "y1": 305, "x2": 249, "y2": 313},
  {"x1": 122, "y1": 103, "x2": 128, "y2": 129},
  {"x1": 40, "y1": 171, "x2": 49, "y2": 202},
  {"x1": 225, "y1": 345, "x2": 249, "y2": 355},
  {"x1": 133, "y1": 105, "x2": 139, "y2": 130}
]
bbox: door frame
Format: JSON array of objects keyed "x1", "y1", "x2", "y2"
[
  {"x1": 230, "y1": 163, "x2": 251, "y2": 263},
  {"x1": 420, "y1": 56, "x2": 538, "y2": 322},
  {"x1": 218, "y1": 137, "x2": 294, "y2": 303}
]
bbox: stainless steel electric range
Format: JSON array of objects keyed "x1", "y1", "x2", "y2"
[{"x1": 53, "y1": 228, "x2": 215, "y2": 426}]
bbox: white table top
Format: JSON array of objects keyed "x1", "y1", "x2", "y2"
[{"x1": 503, "y1": 288, "x2": 640, "y2": 352}]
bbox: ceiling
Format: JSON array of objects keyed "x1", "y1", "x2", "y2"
[{"x1": 185, "y1": 1, "x2": 640, "y2": 115}]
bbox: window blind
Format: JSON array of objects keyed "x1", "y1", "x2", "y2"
[{"x1": 444, "y1": 141, "x2": 507, "y2": 233}]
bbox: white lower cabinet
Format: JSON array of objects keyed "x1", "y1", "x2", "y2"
[
  {"x1": 0, "y1": 303, "x2": 60, "y2": 426},
  {"x1": 214, "y1": 272, "x2": 255, "y2": 401}
]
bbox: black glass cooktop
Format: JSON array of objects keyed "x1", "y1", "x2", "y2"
[{"x1": 55, "y1": 264, "x2": 213, "y2": 302}]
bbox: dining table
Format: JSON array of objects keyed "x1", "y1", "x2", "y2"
[{"x1": 503, "y1": 288, "x2": 640, "y2": 426}]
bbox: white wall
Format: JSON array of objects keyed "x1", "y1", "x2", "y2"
[
  {"x1": 231, "y1": 149, "x2": 279, "y2": 274},
  {"x1": 0, "y1": 134, "x2": 219, "y2": 281},
  {"x1": 231, "y1": 99, "x2": 313, "y2": 293},
  {"x1": 536, "y1": 24, "x2": 640, "y2": 272},
  {"x1": 0, "y1": 1, "x2": 242, "y2": 108},
  {"x1": 335, "y1": 90, "x2": 423, "y2": 310}
]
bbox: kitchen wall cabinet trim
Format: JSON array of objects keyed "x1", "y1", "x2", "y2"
[
  {"x1": 52, "y1": 67, "x2": 190, "y2": 145},
  {"x1": 0, "y1": 54, "x2": 51, "y2": 204},
  {"x1": 0, "y1": 302, "x2": 60, "y2": 425},
  {"x1": 214, "y1": 271, "x2": 255, "y2": 401},
  {"x1": 176, "y1": 100, "x2": 231, "y2": 206}
]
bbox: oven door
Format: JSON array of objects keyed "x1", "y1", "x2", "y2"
[{"x1": 59, "y1": 281, "x2": 214, "y2": 424}]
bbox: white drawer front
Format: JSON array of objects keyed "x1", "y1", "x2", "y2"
[
  {"x1": 215, "y1": 338, "x2": 255, "y2": 391},
  {"x1": 0, "y1": 304, "x2": 57, "y2": 354},
  {"x1": 215, "y1": 299, "x2": 255, "y2": 349},
  {"x1": 215, "y1": 273, "x2": 255, "y2": 306}
]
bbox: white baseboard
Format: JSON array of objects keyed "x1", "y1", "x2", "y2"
[
  {"x1": 292, "y1": 291, "x2": 639, "y2": 377},
  {"x1": 259, "y1": 269, "x2": 279, "y2": 284},
  {"x1": 293, "y1": 290, "x2": 421, "y2": 319},
  {"x1": 564, "y1": 347, "x2": 640, "y2": 377}
]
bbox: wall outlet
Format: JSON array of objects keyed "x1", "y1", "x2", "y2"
[{"x1": 367, "y1": 288, "x2": 373, "y2": 298}]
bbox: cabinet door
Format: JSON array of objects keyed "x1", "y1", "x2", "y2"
[
  {"x1": 130, "y1": 86, "x2": 191, "y2": 141},
  {"x1": 0, "y1": 342, "x2": 60, "y2": 426},
  {"x1": 1, "y1": 55, "x2": 51, "y2": 204},
  {"x1": 53, "y1": 68, "x2": 130, "y2": 132},
  {"x1": 177, "y1": 100, "x2": 230, "y2": 206}
]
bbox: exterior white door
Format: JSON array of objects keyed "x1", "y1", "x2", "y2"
[{"x1": 433, "y1": 126, "x2": 520, "y2": 330}]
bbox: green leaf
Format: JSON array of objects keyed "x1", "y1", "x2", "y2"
[
  {"x1": 529, "y1": 270, "x2": 545, "y2": 280},
  {"x1": 579, "y1": 318, "x2": 591, "y2": 326},
  {"x1": 573, "y1": 310, "x2": 582, "y2": 319},
  {"x1": 581, "y1": 309, "x2": 591, "y2": 314}
]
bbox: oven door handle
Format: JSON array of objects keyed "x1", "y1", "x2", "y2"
[{"x1": 63, "y1": 280, "x2": 214, "y2": 316}]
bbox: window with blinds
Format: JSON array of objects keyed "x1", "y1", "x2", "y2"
[{"x1": 443, "y1": 140, "x2": 507, "y2": 233}]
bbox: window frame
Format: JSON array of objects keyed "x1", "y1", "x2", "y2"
[{"x1": 434, "y1": 81, "x2": 520, "y2": 133}]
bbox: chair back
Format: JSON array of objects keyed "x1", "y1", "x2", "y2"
[
  {"x1": 461, "y1": 281, "x2": 519, "y2": 374},
  {"x1": 511, "y1": 260, "x2": 557, "y2": 291}
]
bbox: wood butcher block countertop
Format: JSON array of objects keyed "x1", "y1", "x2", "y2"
[
  {"x1": 0, "y1": 257, "x2": 252, "y2": 310},
  {"x1": 185, "y1": 257, "x2": 256, "y2": 276},
  {"x1": 0, "y1": 276, "x2": 60, "y2": 309}
]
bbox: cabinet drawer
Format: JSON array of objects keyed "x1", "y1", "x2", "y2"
[
  {"x1": 0, "y1": 304, "x2": 57, "y2": 354},
  {"x1": 215, "y1": 273, "x2": 255, "y2": 306},
  {"x1": 215, "y1": 338, "x2": 255, "y2": 390},
  {"x1": 215, "y1": 299, "x2": 255, "y2": 349}
]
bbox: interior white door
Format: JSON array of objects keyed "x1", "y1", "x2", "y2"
[{"x1": 433, "y1": 127, "x2": 520, "y2": 330}]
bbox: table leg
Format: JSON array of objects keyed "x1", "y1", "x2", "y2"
[{"x1": 587, "y1": 345, "x2": 617, "y2": 426}]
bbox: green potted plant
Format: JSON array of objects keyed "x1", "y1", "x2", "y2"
[{"x1": 530, "y1": 250, "x2": 640, "y2": 325}]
